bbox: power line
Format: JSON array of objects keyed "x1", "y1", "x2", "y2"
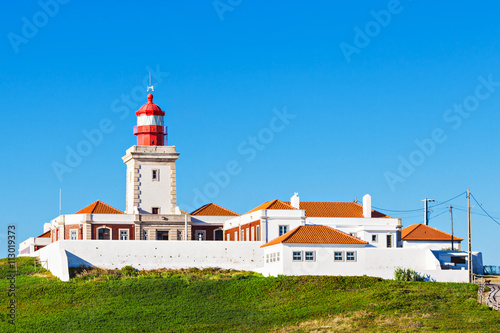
[
  {"x1": 470, "y1": 193, "x2": 500, "y2": 227},
  {"x1": 373, "y1": 191, "x2": 467, "y2": 214},
  {"x1": 430, "y1": 191, "x2": 467, "y2": 208},
  {"x1": 453, "y1": 207, "x2": 500, "y2": 220},
  {"x1": 372, "y1": 206, "x2": 422, "y2": 213}
]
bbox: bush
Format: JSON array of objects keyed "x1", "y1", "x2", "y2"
[
  {"x1": 120, "y1": 265, "x2": 137, "y2": 276},
  {"x1": 394, "y1": 267, "x2": 425, "y2": 282}
]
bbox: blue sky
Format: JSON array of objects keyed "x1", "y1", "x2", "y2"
[{"x1": 1, "y1": 1, "x2": 499, "y2": 264}]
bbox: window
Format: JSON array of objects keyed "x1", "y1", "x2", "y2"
[
  {"x1": 98, "y1": 227, "x2": 111, "y2": 240},
  {"x1": 272, "y1": 253, "x2": 276, "y2": 262},
  {"x1": 177, "y1": 230, "x2": 183, "y2": 241},
  {"x1": 305, "y1": 251, "x2": 315, "y2": 261},
  {"x1": 386, "y1": 235, "x2": 392, "y2": 248},
  {"x1": 293, "y1": 251, "x2": 302, "y2": 261},
  {"x1": 334, "y1": 251, "x2": 343, "y2": 261},
  {"x1": 226, "y1": 233, "x2": 230, "y2": 241},
  {"x1": 372, "y1": 235, "x2": 377, "y2": 242},
  {"x1": 346, "y1": 251, "x2": 356, "y2": 261},
  {"x1": 143, "y1": 229, "x2": 148, "y2": 240},
  {"x1": 266, "y1": 254, "x2": 269, "y2": 263},
  {"x1": 350, "y1": 232, "x2": 357, "y2": 238},
  {"x1": 279, "y1": 225, "x2": 288, "y2": 236},
  {"x1": 234, "y1": 231, "x2": 237, "y2": 241},
  {"x1": 256, "y1": 225, "x2": 260, "y2": 241},
  {"x1": 157, "y1": 231, "x2": 169, "y2": 240},
  {"x1": 120, "y1": 229, "x2": 129, "y2": 240},
  {"x1": 277, "y1": 252, "x2": 280, "y2": 262},
  {"x1": 214, "y1": 229, "x2": 223, "y2": 241},
  {"x1": 152, "y1": 207, "x2": 160, "y2": 214},
  {"x1": 245, "y1": 229, "x2": 249, "y2": 242},
  {"x1": 196, "y1": 230, "x2": 206, "y2": 241},
  {"x1": 70, "y1": 229, "x2": 78, "y2": 240},
  {"x1": 152, "y1": 169, "x2": 159, "y2": 181},
  {"x1": 251, "y1": 227, "x2": 254, "y2": 241},
  {"x1": 241, "y1": 230, "x2": 244, "y2": 241}
]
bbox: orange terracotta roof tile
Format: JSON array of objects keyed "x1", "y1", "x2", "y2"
[
  {"x1": 191, "y1": 203, "x2": 239, "y2": 216},
  {"x1": 245, "y1": 199, "x2": 297, "y2": 215},
  {"x1": 261, "y1": 225, "x2": 368, "y2": 247},
  {"x1": 75, "y1": 200, "x2": 124, "y2": 214},
  {"x1": 285, "y1": 201, "x2": 391, "y2": 218},
  {"x1": 37, "y1": 230, "x2": 51, "y2": 238},
  {"x1": 401, "y1": 223, "x2": 463, "y2": 241}
]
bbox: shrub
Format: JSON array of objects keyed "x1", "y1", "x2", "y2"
[
  {"x1": 120, "y1": 265, "x2": 137, "y2": 276},
  {"x1": 394, "y1": 267, "x2": 425, "y2": 282}
]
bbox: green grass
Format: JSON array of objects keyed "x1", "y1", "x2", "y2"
[{"x1": 1, "y1": 258, "x2": 499, "y2": 332}]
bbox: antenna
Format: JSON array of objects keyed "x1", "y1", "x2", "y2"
[
  {"x1": 147, "y1": 72, "x2": 154, "y2": 92},
  {"x1": 59, "y1": 188, "x2": 62, "y2": 216}
]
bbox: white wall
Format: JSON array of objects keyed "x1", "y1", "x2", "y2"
[
  {"x1": 36, "y1": 240, "x2": 263, "y2": 281},
  {"x1": 262, "y1": 245, "x2": 481, "y2": 282},
  {"x1": 403, "y1": 240, "x2": 462, "y2": 251},
  {"x1": 138, "y1": 163, "x2": 173, "y2": 214},
  {"x1": 37, "y1": 242, "x2": 70, "y2": 281}
]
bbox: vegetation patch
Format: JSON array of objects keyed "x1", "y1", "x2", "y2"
[{"x1": 0, "y1": 258, "x2": 499, "y2": 332}]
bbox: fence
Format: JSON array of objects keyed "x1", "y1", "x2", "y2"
[
  {"x1": 483, "y1": 265, "x2": 500, "y2": 275},
  {"x1": 475, "y1": 276, "x2": 500, "y2": 310}
]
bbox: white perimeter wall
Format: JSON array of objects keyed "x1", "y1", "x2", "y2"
[
  {"x1": 262, "y1": 245, "x2": 475, "y2": 282},
  {"x1": 36, "y1": 240, "x2": 263, "y2": 281}
]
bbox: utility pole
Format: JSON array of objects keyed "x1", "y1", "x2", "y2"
[
  {"x1": 468, "y1": 189, "x2": 472, "y2": 283},
  {"x1": 422, "y1": 198, "x2": 434, "y2": 225},
  {"x1": 450, "y1": 205, "x2": 454, "y2": 251}
]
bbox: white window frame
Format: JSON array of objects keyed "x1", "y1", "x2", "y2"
[
  {"x1": 277, "y1": 252, "x2": 280, "y2": 262},
  {"x1": 346, "y1": 251, "x2": 357, "y2": 262},
  {"x1": 241, "y1": 230, "x2": 244, "y2": 241},
  {"x1": 96, "y1": 226, "x2": 112, "y2": 240},
  {"x1": 266, "y1": 254, "x2": 270, "y2": 263},
  {"x1": 196, "y1": 230, "x2": 206, "y2": 241},
  {"x1": 234, "y1": 231, "x2": 237, "y2": 241},
  {"x1": 334, "y1": 251, "x2": 344, "y2": 261},
  {"x1": 256, "y1": 225, "x2": 260, "y2": 241},
  {"x1": 386, "y1": 234, "x2": 393, "y2": 248},
  {"x1": 250, "y1": 227, "x2": 254, "y2": 241},
  {"x1": 177, "y1": 230, "x2": 183, "y2": 241},
  {"x1": 226, "y1": 233, "x2": 230, "y2": 241},
  {"x1": 119, "y1": 229, "x2": 129, "y2": 240},
  {"x1": 305, "y1": 251, "x2": 315, "y2": 262},
  {"x1": 152, "y1": 169, "x2": 159, "y2": 181},
  {"x1": 245, "y1": 228, "x2": 249, "y2": 242},
  {"x1": 213, "y1": 228, "x2": 223, "y2": 241},
  {"x1": 372, "y1": 234, "x2": 378, "y2": 242},
  {"x1": 279, "y1": 225, "x2": 289, "y2": 236},
  {"x1": 143, "y1": 229, "x2": 148, "y2": 240},
  {"x1": 292, "y1": 251, "x2": 302, "y2": 261},
  {"x1": 70, "y1": 229, "x2": 78, "y2": 240},
  {"x1": 151, "y1": 207, "x2": 160, "y2": 214}
]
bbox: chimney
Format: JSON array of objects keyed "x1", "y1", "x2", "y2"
[
  {"x1": 291, "y1": 192, "x2": 300, "y2": 209},
  {"x1": 363, "y1": 194, "x2": 371, "y2": 218}
]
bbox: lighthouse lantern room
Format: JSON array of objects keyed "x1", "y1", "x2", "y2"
[{"x1": 134, "y1": 93, "x2": 167, "y2": 146}]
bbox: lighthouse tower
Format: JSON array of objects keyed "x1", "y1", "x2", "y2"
[{"x1": 122, "y1": 94, "x2": 180, "y2": 215}]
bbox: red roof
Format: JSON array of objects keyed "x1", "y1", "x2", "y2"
[
  {"x1": 75, "y1": 200, "x2": 124, "y2": 214},
  {"x1": 261, "y1": 225, "x2": 368, "y2": 248},
  {"x1": 191, "y1": 203, "x2": 239, "y2": 216},
  {"x1": 136, "y1": 94, "x2": 165, "y2": 116},
  {"x1": 245, "y1": 199, "x2": 297, "y2": 214},
  {"x1": 285, "y1": 201, "x2": 391, "y2": 218},
  {"x1": 402, "y1": 223, "x2": 463, "y2": 241},
  {"x1": 37, "y1": 230, "x2": 51, "y2": 238}
]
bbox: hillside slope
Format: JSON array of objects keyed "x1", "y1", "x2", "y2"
[{"x1": 0, "y1": 258, "x2": 498, "y2": 332}]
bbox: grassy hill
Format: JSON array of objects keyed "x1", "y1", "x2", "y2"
[{"x1": 0, "y1": 257, "x2": 499, "y2": 332}]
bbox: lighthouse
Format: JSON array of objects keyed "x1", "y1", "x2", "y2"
[
  {"x1": 134, "y1": 93, "x2": 167, "y2": 146},
  {"x1": 123, "y1": 94, "x2": 180, "y2": 217}
]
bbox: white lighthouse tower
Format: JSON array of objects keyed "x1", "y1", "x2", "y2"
[{"x1": 122, "y1": 93, "x2": 180, "y2": 215}]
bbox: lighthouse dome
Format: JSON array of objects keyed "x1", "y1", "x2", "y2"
[{"x1": 136, "y1": 94, "x2": 165, "y2": 116}]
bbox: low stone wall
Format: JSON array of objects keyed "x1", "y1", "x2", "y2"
[{"x1": 37, "y1": 240, "x2": 264, "y2": 281}]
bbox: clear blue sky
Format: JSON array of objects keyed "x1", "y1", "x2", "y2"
[{"x1": 1, "y1": 1, "x2": 499, "y2": 264}]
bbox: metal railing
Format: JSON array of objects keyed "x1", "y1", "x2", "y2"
[{"x1": 476, "y1": 277, "x2": 500, "y2": 311}]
